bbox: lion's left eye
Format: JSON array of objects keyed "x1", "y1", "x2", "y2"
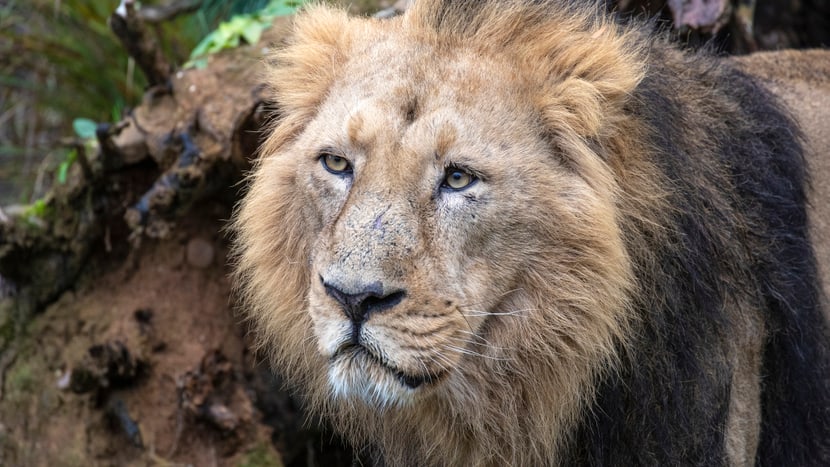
[
  {"x1": 320, "y1": 152, "x2": 352, "y2": 175},
  {"x1": 442, "y1": 167, "x2": 477, "y2": 191}
]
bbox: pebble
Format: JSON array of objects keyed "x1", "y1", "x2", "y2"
[{"x1": 186, "y1": 238, "x2": 215, "y2": 269}]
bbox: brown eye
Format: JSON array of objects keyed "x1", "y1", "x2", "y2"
[
  {"x1": 443, "y1": 167, "x2": 476, "y2": 191},
  {"x1": 321, "y1": 153, "x2": 352, "y2": 175}
]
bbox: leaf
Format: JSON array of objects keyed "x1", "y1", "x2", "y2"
[
  {"x1": 188, "y1": 0, "x2": 308, "y2": 61},
  {"x1": 262, "y1": 0, "x2": 306, "y2": 17},
  {"x1": 57, "y1": 149, "x2": 78, "y2": 184},
  {"x1": 185, "y1": 57, "x2": 210, "y2": 70},
  {"x1": 72, "y1": 118, "x2": 97, "y2": 139},
  {"x1": 57, "y1": 161, "x2": 70, "y2": 184},
  {"x1": 190, "y1": 35, "x2": 214, "y2": 59},
  {"x1": 24, "y1": 199, "x2": 49, "y2": 218},
  {"x1": 241, "y1": 20, "x2": 267, "y2": 45}
]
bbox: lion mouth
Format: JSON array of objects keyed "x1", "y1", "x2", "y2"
[{"x1": 332, "y1": 344, "x2": 441, "y2": 389}]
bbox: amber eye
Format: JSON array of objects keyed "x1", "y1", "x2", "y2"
[
  {"x1": 320, "y1": 153, "x2": 352, "y2": 175},
  {"x1": 442, "y1": 166, "x2": 476, "y2": 191}
]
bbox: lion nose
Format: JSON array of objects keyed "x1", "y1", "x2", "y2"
[{"x1": 323, "y1": 280, "x2": 406, "y2": 323}]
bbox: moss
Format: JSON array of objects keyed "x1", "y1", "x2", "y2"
[
  {"x1": 237, "y1": 442, "x2": 284, "y2": 467},
  {"x1": 7, "y1": 362, "x2": 34, "y2": 393}
]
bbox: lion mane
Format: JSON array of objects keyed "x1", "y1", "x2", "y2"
[{"x1": 232, "y1": 0, "x2": 830, "y2": 465}]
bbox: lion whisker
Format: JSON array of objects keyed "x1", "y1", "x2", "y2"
[
  {"x1": 458, "y1": 288, "x2": 525, "y2": 308},
  {"x1": 426, "y1": 352, "x2": 453, "y2": 375},
  {"x1": 442, "y1": 344, "x2": 510, "y2": 362},
  {"x1": 459, "y1": 308, "x2": 531, "y2": 317},
  {"x1": 455, "y1": 330, "x2": 496, "y2": 348},
  {"x1": 449, "y1": 337, "x2": 510, "y2": 354}
]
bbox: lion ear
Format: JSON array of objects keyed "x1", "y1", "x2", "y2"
[
  {"x1": 536, "y1": 68, "x2": 643, "y2": 138},
  {"x1": 265, "y1": 5, "x2": 354, "y2": 118},
  {"x1": 528, "y1": 23, "x2": 646, "y2": 138}
]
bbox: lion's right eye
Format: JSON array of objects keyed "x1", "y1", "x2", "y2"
[{"x1": 320, "y1": 153, "x2": 352, "y2": 175}]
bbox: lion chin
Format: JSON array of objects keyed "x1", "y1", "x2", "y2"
[
  {"x1": 327, "y1": 346, "x2": 426, "y2": 407},
  {"x1": 232, "y1": 0, "x2": 830, "y2": 465}
]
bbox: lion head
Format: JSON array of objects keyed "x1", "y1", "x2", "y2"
[{"x1": 232, "y1": 1, "x2": 682, "y2": 464}]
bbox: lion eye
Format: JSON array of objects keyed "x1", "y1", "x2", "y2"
[
  {"x1": 321, "y1": 153, "x2": 352, "y2": 175},
  {"x1": 442, "y1": 167, "x2": 476, "y2": 191}
]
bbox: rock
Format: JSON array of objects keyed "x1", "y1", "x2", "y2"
[{"x1": 186, "y1": 237, "x2": 214, "y2": 269}]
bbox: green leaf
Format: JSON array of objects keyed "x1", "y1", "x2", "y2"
[
  {"x1": 185, "y1": 57, "x2": 210, "y2": 70},
  {"x1": 190, "y1": 35, "x2": 214, "y2": 59},
  {"x1": 111, "y1": 97, "x2": 124, "y2": 123},
  {"x1": 188, "y1": 0, "x2": 308, "y2": 61},
  {"x1": 241, "y1": 20, "x2": 267, "y2": 45},
  {"x1": 57, "y1": 149, "x2": 78, "y2": 184},
  {"x1": 262, "y1": 0, "x2": 305, "y2": 17},
  {"x1": 24, "y1": 199, "x2": 49, "y2": 218},
  {"x1": 72, "y1": 118, "x2": 97, "y2": 139},
  {"x1": 57, "y1": 161, "x2": 70, "y2": 184}
]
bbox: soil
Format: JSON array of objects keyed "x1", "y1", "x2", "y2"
[{"x1": 0, "y1": 203, "x2": 352, "y2": 466}]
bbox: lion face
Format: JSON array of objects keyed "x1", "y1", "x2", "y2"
[
  {"x1": 234, "y1": 3, "x2": 830, "y2": 464},
  {"x1": 300, "y1": 51, "x2": 554, "y2": 406},
  {"x1": 243, "y1": 34, "x2": 633, "y2": 409}
]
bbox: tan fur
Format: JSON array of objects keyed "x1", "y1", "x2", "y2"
[
  {"x1": 723, "y1": 298, "x2": 764, "y2": 466},
  {"x1": 233, "y1": 2, "x2": 830, "y2": 465}
]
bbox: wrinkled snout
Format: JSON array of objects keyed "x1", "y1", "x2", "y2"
[{"x1": 317, "y1": 196, "x2": 418, "y2": 310}]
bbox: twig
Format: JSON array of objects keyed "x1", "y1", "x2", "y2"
[
  {"x1": 109, "y1": 0, "x2": 173, "y2": 87},
  {"x1": 139, "y1": 0, "x2": 203, "y2": 24}
]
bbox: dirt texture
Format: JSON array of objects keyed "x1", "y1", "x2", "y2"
[{"x1": 0, "y1": 206, "x2": 351, "y2": 466}]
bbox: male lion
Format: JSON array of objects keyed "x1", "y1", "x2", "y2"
[{"x1": 232, "y1": 0, "x2": 830, "y2": 465}]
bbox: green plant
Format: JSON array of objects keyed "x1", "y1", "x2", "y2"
[
  {"x1": 56, "y1": 149, "x2": 77, "y2": 185},
  {"x1": 55, "y1": 118, "x2": 99, "y2": 185},
  {"x1": 187, "y1": 0, "x2": 306, "y2": 68},
  {"x1": 0, "y1": 0, "x2": 313, "y2": 205},
  {"x1": 237, "y1": 442, "x2": 284, "y2": 467},
  {"x1": 22, "y1": 198, "x2": 50, "y2": 219}
]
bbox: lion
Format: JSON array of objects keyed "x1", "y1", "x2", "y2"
[{"x1": 231, "y1": 0, "x2": 830, "y2": 465}]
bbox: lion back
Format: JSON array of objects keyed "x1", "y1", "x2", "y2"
[{"x1": 560, "y1": 42, "x2": 830, "y2": 465}]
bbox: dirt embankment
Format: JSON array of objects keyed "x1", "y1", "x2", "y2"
[
  {"x1": 0, "y1": 204, "x2": 353, "y2": 466},
  {"x1": 0, "y1": 14, "x2": 353, "y2": 466}
]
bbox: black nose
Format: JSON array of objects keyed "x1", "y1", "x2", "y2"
[{"x1": 323, "y1": 280, "x2": 406, "y2": 323}]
